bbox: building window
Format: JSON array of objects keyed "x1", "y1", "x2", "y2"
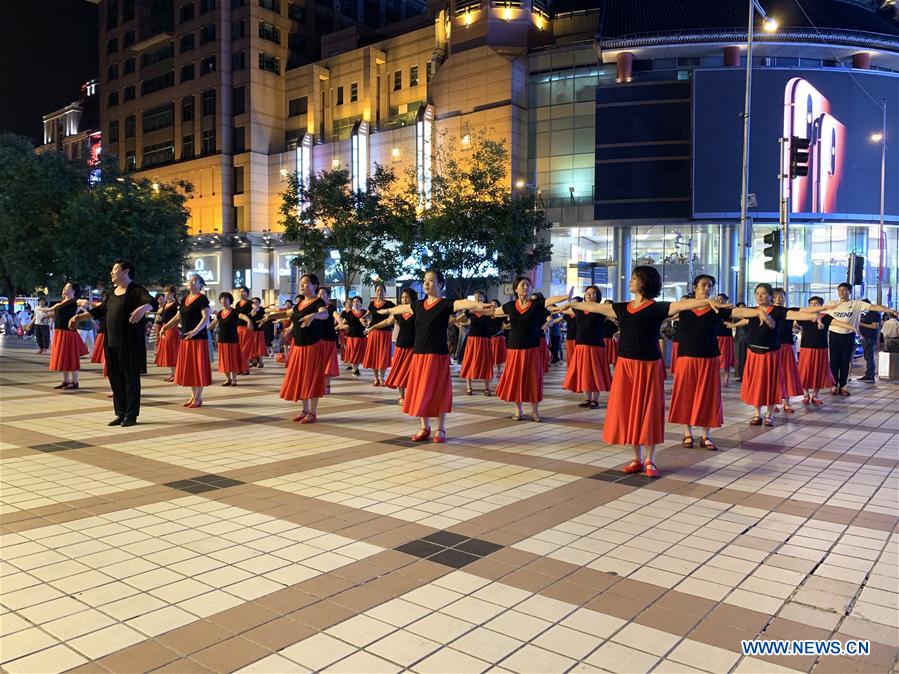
[
  {"x1": 336, "y1": 86, "x2": 344, "y2": 105},
  {"x1": 123, "y1": 0, "x2": 135, "y2": 21},
  {"x1": 107, "y1": 64, "x2": 119, "y2": 81},
  {"x1": 107, "y1": 91, "x2": 119, "y2": 107},
  {"x1": 232, "y1": 50, "x2": 246, "y2": 70},
  {"x1": 106, "y1": 0, "x2": 119, "y2": 28},
  {"x1": 288, "y1": 96, "x2": 307, "y2": 116},
  {"x1": 350, "y1": 82, "x2": 358, "y2": 102},
  {"x1": 143, "y1": 141, "x2": 175, "y2": 168},
  {"x1": 200, "y1": 55, "x2": 216, "y2": 74},
  {"x1": 258, "y1": 52, "x2": 280, "y2": 74},
  {"x1": 123, "y1": 57, "x2": 135, "y2": 74},
  {"x1": 201, "y1": 89, "x2": 216, "y2": 116},
  {"x1": 259, "y1": 0, "x2": 280, "y2": 12},
  {"x1": 233, "y1": 86, "x2": 246, "y2": 115},
  {"x1": 107, "y1": 38, "x2": 118, "y2": 55},
  {"x1": 232, "y1": 20, "x2": 245, "y2": 38},
  {"x1": 125, "y1": 151, "x2": 136, "y2": 171},
  {"x1": 125, "y1": 114, "x2": 136, "y2": 138},
  {"x1": 258, "y1": 21, "x2": 280, "y2": 44},
  {"x1": 202, "y1": 128, "x2": 216, "y2": 154},
  {"x1": 140, "y1": 71, "x2": 175, "y2": 96},
  {"x1": 182, "y1": 134, "x2": 194, "y2": 158},
  {"x1": 123, "y1": 30, "x2": 135, "y2": 47},
  {"x1": 410, "y1": 65, "x2": 419, "y2": 87},
  {"x1": 234, "y1": 165, "x2": 245, "y2": 194},
  {"x1": 180, "y1": 2, "x2": 195, "y2": 21},
  {"x1": 143, "y1": 104, "x2": 174, "y2": 133},
  {"x1": 200, "y1": 23, "x2": 216, "y2": 44},
  {"x1": 141, "y1": 42, "x2": 174, "y2": 67},
  {"x1": 180, "y1": 64, "x2": 195, "y2": 82},
  {"x1": 108, "y1": 120, "x2": 119, "y2": 144},
  {"x1": 233, "y1": 126, "x2": 246, "y2": 152},
  {"x1": 123, "y1": 85, "x2": 136, "y2": 101},
  {"x1": 393, "y1": 70, "x2": 401, "y2": 91},
  {"x1": 199, "y1": 0, "x2": 216, "y2": 13},
  {"x1": 182, "y1": 96, "x2": 194, "y2": 121},
  {"x1": 180, "y1": 33, "x2": 195, "y2": 51}
]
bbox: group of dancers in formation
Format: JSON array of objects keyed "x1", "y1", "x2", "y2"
[{"x1": 38, "y1": 266, "x2": 887, "y2": 478}]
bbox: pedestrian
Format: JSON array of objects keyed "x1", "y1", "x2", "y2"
[
  {"x1": 46, "y1": 282, "x2": 88, "y2": 389},
  {"x1": 363, "y1": 283, "x2": 395, "y2": 386},
  {"x1": 69, "y1": 261, "x2": 158, "y2": 425},
  {"x1": 881, "y1": 314, "x2": 899, "y2": 351},
  {"x1": 209, "y1": 292, "x2": 253, "y2": 386},
  {"x1": 154, "y1": 285, "x2": 181, "y2": 381},
  {"x1": 32, "y1": 297, "x2": 52, "y2": 354},
  {"x1": 562, "y1": 285, "x2": 611, "y2": 409},
  {"x1": 160, "y1": 274, "x2": 213, "y2": 407},
  {"x1": 373, "y1": 287, "x2": 418, "y2": 404},
  {"x1": 859, "y1": 300, "x2": 881, "y2": 382},
  {"x1": 460, "y1": 290, "x2": 495, "y2": 396}
]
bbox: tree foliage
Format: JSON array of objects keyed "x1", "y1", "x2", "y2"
[{"x1": 279, "y1": 164, "x2": 414, "y2": 299}]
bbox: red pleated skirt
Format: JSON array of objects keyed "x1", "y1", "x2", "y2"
[
  {"x1": 798, "y1": 347, "x2": 835, "y2": 390},
  {"x1": 717, "y1": 335, "x2": 735, "y2": 370},
  {"x1": 155, "y1": 327, "x2": 181, "y2": 367},
  {"x1": 91, "y1": 332, "x2": 106, "y2": 364},
  {"x1": 542, "y1": 337, "x2": 551, "y2": 372},
  {"x1": 492, "y1": 335, "x2": 507, "y2": 366},
  {"x1": 237, "y1": 326, "x2": 254, "y2": 361},
  {"x1": 603, "y1": 357, "x2": 666, "y2": 446},
  {"x1": 403, "y1": 353, "x2": 452, "y2": 417},
  {"x1": 252, "y1": 330, "x2": 268, "y2": 358},
  {"x1": 384, "y1": 346, "x2": 414, "y2": 389},
  {"x1": 566, "y1": 339, "x2": 575, "y2": 366},
  {"x1": 496, "y1": 347, "x2": 544, "y2": 403},
  {"x1": 605, "y1": 337, "x2": 618, "y2": 365},
  {"x1": 279, "y1": 341, "x2": 325, "y2": 401},
  {"x1": 174, "y1": 339, "x2": 212, "y2": 387},
  {"x1": 563, "y1": 344, "x2": 612, "y2": 393},
  {"x1": 49, "y1": 330, "x2": 87, "y2": 371},
  {"x1": 363, "y1": 329, "x2": 392, "y2": 370},
  {"x1": 779, "y1": 345, "x2": 804, "y2": 398},
  {"x1": 741, "y1": 349, "x2": 781, "y2": 407},
  {"x1": 670, "y1": 342, "x2": 679, "y2": 371},
  {"x1": 343, "y1": 336, "x2": 366, "y2": 364},
  {"x1": 218, "y1": 342, "x2": 245, "y2": 373},
  {"x1": 460, "y1": 336, "x2": 494, "y2": 381},
  {"x1": 321, "y1": 340, "x2": 340, "y2": 377},
  {"x1": 669, "y1": 356, "x2": 723, "y2": 428}
]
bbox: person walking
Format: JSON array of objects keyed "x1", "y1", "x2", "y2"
[{"x1": 32, "y1": 297, "x2": 52, "y2": 354}]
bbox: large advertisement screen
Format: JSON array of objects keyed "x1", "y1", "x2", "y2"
[{"x1": 693, "y1": 68, "x2": 899, "y2": 222}]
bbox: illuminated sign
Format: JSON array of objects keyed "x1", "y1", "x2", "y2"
[
  {"x1": 277, "y1": 251, "x2": 300, "y2": 277},
  {"x1": 184, "y1": 253, "x2": 220, "y2": 284},
  {"x1": 351, "y1": 120, "x2": 369, "y2": 193},
  {"x1": 295, "y1": 133, "x2": 312, "y2": 209},
  {"x1": 416, "y1": 105, "x2": 434, "y2": 210}
]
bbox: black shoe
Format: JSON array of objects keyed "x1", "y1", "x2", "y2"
[
  {"x1": 121, "y1": 417, "x2": 137, "y2": 427},
  {"x1": 108, "y1": 416, "x2": 124, "y2": 426},
  {"x1": 859, "y1": 377, "x2": 875, "y2": 383}
]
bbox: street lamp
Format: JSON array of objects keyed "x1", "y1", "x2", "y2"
[
  {"x1": 737, "y1": 0, "x2": 777, "y2": 304},
  {"x1": 872, "y1": 99, "x2": 887, "y2": 306}
]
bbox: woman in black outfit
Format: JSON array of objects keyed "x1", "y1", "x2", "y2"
[
  {"x1": 160, "y1": 274, "x2": 213, "y2": 407},
  {"x1": 209, "y1": 292, "x2": 253, "y2": 386},
  {"x1": 370, "y1": 287, "x2": 418, "y2": 404}
]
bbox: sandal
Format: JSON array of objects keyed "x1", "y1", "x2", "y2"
[
  {"x1": 700, "y1": 437, "x2": 717, "y2": 450},
  {"x1": 299, "y1": 412, "x2": 317, "y2": 424},
  {"x1": 644, "y1": 462, "x2": 660, "y2": 478},
  {"x1": 292, "y1": 411, "x2": 308, "y2": 422},
  {"x1": 830, "y1": 386, "x2": 838, "y2": 395},
  {"x1": 433, "y1": 430, "x2": 446, "y2": 444},
  {"x1": 164, "y1": 375, "x2": 175, "y2": 382},
  {"x1": 682, "y1": 435, "x2": 694, "y2": 448},
  {"x1": 783, "y1": 405, "x2": 795, "y2": 414},
  {"x1": 222, "y1": 380, "x2": 232, "y2": 387},
  {"x1": 466, "y1": 386, "x2": 473, "y2": 395},
  {"x1": 54, "y1": 382, "x2": 69, "y2": 389},
  {"x1": 531, "y1": 414, "x2": 543, "y2": 422},
  {"x1": 512, "y1": 413, "x2": 524, "y2": 421},
  {"x1": 622, "y1": 459, "x2": 644, "y2": 474},
  {"x1": 801, "y1": 395, "x2": 810, "y2": 405},
  {"x1": 578, "y1": 400, "x2": 592, "y2": 408},
  {"x1": 811, "y1": 397, "x2": 824, "y2": 407},
  {"x1": 187, "y1": 400, "x2": 202, "y2": 408},
  {"x1": 484, "y1": 389, "x2": 492, "y2": 396},
  {"x1": 588, "y1": 400, "x2": 599, "y2": 409},
  {"x1": 352, "y1": 369, "x2": 361, "y2": 377},
  {"x1": 411, "y1": 428, "x2": 431, "y2": 442},
  {"x1": 763, "y1": 417, "x2": 774, "y2": 427},
  {"x1": 749, "y1": 416, "x2": 762, "y2": 426},
  {"x1": 838, "y1": 388, "x2": 850, "y2": 397}
]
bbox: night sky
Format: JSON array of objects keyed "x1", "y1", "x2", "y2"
[{"x1": 0, "y1": 0, "x2": 99, "y2": 145}]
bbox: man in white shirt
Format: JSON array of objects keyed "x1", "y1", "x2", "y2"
[
  {"x1": 826, "y1": 283, "x2": 898, "y2": 394},
  {"x1": 882, "y1": 316, "x2": 899, "y2": 352}
]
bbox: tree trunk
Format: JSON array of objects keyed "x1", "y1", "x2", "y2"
[{"x1": 3, "y1": 275, "x2": 14, "y2": 313}]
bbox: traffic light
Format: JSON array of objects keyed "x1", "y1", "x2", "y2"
[
  {"x1": 789, "y1": 136, "x2": 811, "y2": 179},
  {"x1": 847, "y1": 254, "x2": 865, "y2": 286},
  {"x1": 763, "y1": 230, "x2": 783, "y2": 272}
]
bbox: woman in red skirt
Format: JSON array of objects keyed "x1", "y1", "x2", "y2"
[
  {"x1": 234, "y1": 286, "x2": 254, "y2": 374},
  {"x1": 490, "y1": 300, "x2": 507, "y2": 378},
  {"x1": 714, "y1": 293, "x2": 736, "y2": 385},
  {"x1": 797, "y1": 296, "x2": 854, "y2": 406},
  {"x1": 493, "y1": 279, "x2": 572, "y2": 422},
  {"x1": 460, "y1": 290, "x2": 495, "y2": 396},
  {"x1": 46, "y1": 282, "x2": 88, "y2": 390},
  {"x1": 669, "y1": 276, "x2": 762, "y2": 449},
  {"x1": 209, "y1": 292, "x2": 252, "y2": 385},
  {"x1": 249, "y1": 298, "x2": 268, "y2": 368},
  {"x1": 563, "y1": 286, "x2": 611, "y2": 409},
  {"x1": 160, "y1": 274, "x2": 212, "y2": 407},
  {"x1": 374, "y1": 270, "x2": 490, "y2": 442},
  {"x1": 362, "y1": 283, "x2": 395, "y2": 386},
  {"x1": 772, "y1": 288, "x2": 806, "y2": 414},
  {"x1": 561, "y1": 304, "x2": 578, "y2": 367},
  {"x1": 369, "y1": 288, "x2": 417, "y2": 404},
  {"x1": 316, "y1": 287, "x2": 341, "y2": 393},
  {"x1": 601, "y1": 300, "x2": 619, "y2": 366},
  {"x1": 339, "y1": 296, "x2": 367, "y2": 377},
  {"x1": 276, "y1": 298, "x2": 294, "y2": 363},
  {"x1": 154, "y1": 286, "x2": 180, "y2": 381},
  {"x1": 265, "y1": 274, "x2": 329, "y2": 423},
  {"x1": 572, "y1": 267, "x2": 724, "y2": 478},
  {"x1": 741, "y1": 284, "x2": 823, "y2": 426}
]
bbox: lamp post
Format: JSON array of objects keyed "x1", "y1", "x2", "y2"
[
  {"x1": 736, "y1": 0, "x2": 777, "y2": 303},
  {"x1": 872, "y1": 99, "x2": 887, "y2": 306}
]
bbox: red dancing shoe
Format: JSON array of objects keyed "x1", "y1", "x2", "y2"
[
  {"x1": 644, "y1": 462, "x2": 660, "y2": 478},
  {"x1": 622, "y1": 459, "x2": 644, "y2": 474},
  {"x1": 433, "y1": 430, "x2": 446, "y2": 444},
  {"x1": 300, "y1": 413, "x2": 317, "y2": 424},
  {"x1": 811, "y1": 397, "x2": 824, "y2": 407},
  {"x1": 186, "y1": 400, "x2": 203, "y2": 408},
  {"x1": 222, "y1": 380, "x2": 233, "y2": 386},
  {"x1": 411, "y1": 428, "x2": 431, "y2": 442},
  {"x1": 292, "y1": 411, "x2": 308, "y2": 422},
  {"x1": 783, "y1": 405, "x2": 795, "y2": 414},
  {"x1": 801, "y1": 395, "x2": 810, "y2": 405},
  {"x1": 164, "y1": 375, "x2": 175, "y2": 382}
]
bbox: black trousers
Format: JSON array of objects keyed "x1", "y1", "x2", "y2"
[
  {"x1": 106, "y1": 346, "x2": 142, "y2": 419},
  {"x1": 550, "y1": 335, "x2": 562, "y2": 362},
  {"x1": 35, "y1": 325, "x2": 51, "y2": 350},
  {"x1": 829, "y1": 332, "x2": 855, "y2": 388}
]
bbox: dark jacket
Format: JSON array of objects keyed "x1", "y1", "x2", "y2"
[{"x1": 89, "y1": 283, "x2": 158, "y2": 374}]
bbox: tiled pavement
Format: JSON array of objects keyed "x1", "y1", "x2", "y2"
[{"x1": 1, "y1": 339, "x2": 896, "y2": 674}]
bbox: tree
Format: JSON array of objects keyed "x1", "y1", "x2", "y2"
[
  {"x1": 279, "y1": 164, "x2": 414, "y2": 300},
  {"x1": 401, "y1": 130, "x2": 552, "y2": 298},
  {"x1": 0, "y1": 134, "x2": 85, "y2": 308},
  {"x1": 57, "y1": 158, "x2": 191, "y2": 288}
]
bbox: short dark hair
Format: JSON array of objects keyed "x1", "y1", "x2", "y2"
[
  {"x1": 716, "y1": 293, "x2": 729, "y2": 301},
  {"x1": 512, "y1": 276, "x2": 530, "y2": 294},
  {"x1": 809, "y1": 295, "x2": 824, "y2": 304},
  {"x1": 373, "y1": 281, "x2": 386, "y2": 292},
  {"x1": 284, "y1": 299, "x2": 293, "y2": 306},
  {"x1": 424, "y1": 269, "x2": 445, "y2": 289},
  {"x1": 862, "y1": 298, "x2": 871, "y2": 303},
  {"x1": 472, "y1": 289, "x2": 487, "y2": 301},
  {"x1": 164, "y1": 284, "x2": 178, "y2": 294},
  {"x1": 189, "y1": 274, "x2": 206, "y2": 287},
  {"x1": 693, "y1": 274, "x2": 716, "y2": 288},
  {"x1": 400, "y1": 287, "x2": 418, "y2": 304},
  {"x1": 114, "y1": 259, "x2": 135, "y2": 279},
  {"x1": 773, "y1": 287, "x2": 785, "y2": 296},
  {"x1": 837, "y1": 282, "x2": 852, "y2": 291},
  {"x1": 68, "y1": 282, "x2": 82, "y2": 297},
  {"x1": 252, "y1": 297, "x2": 261, "y2": 303},
  {"x1": 632, "y1": 266, "x2": 662, "y2": 299},
  {"x1": 219, "y1": 292, "x2": 234, "y2": 303},
  {"x1": 294, "y1": 295, "x2": 303, "y2": 302},
  {"x1": 301, "y1": 273, "x2": 320, "y2": 287},
  {"x1": 240, "y1": 285, "x2": 250, "y2": 294},
  {"x1": 349, "y1": 295, "x2": 363, "y2": 303},
  {"x1": 318, "y1": 286, "x2": 331, "y2": 297},
  {"x1": 736, "y1": 301, "x2": 746, "y2": 308},
  {"x1": 584, "y1": 285, "x2": 602, "y2": 301},
  {"x1": 755, "y1": 283, "x2": 774, "y2": 297}
]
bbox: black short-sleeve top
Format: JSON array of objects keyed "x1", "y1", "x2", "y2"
[
  {"x1": 746, "y1": 305, "x2": 787, "y2": 353},
  {"x1": 715, "y1": 319, "x2": 733, "y2": 337},
  {"x1": 676, "y1": 306, "x2": 734, "y2": 358},
  {"x1": 367, "y1": 300, "x2": 395, "y2": 330},
  {"x1": 93, "y1": 302, "x2": 108, "y2": 335},
  {"x1": 250, "y1": 307, "x2": 266, "y2": 331},
  {"x1": 292, "y1": 297, "x2": 326, "y2": 346},
  {"x1": 321, "y1": 304, "x2": 338, "y2": 342},
  {"x1": 180, "y1": 294, "x2": 210, "y2": 340},
  {"x1": 159, "y1": 301, "x2": 179, "y2": 325},
  {"x1": 466, "y1": 311, "x2": 495, "y2": 338},
  {"x1": 341, "y1": 310, "x2": 366, "y2": 338},
  {"x1": 396, "y1": 312, "x2": 416, "y2": 349},
  {"x1": 671, "y1": 320, "x2": 680, "y2": 343},
  {"x1": 502, "y1": 298, "x2": 546, "y2": 350},
  {"x1": 492, "y1": 317, "x2": 506, "y2": 337},
  {"x1": 778, "y1": 307, "x2": 798, "y2": 345},
  {"x1": 235, "y1": 299, "x2": 253, "y2": 326},
  {"x1": 799, "y1": 315, "x2": 832, "y2": 349},
  {"x1": 412, "y1": 297, "x2": 454, "y2": 355},
  {"x1": 573, "y1": 309, "x2": 607, "y2": 347},
  {"x1": 602, "y1": 319, "x2": 618, "y2": 340},
  {"x1": 216, "y1": 309, "x2": 241, "y2": 343},
  {"x1": 563, "y1": 314, "x2": 577, "y2": 342},
  {"x1": 612, "y1": 300, "x2": 672, "y2": 361},
  {"x1": 55, "y1": 300, "x2": 78, "y2": 332}
]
